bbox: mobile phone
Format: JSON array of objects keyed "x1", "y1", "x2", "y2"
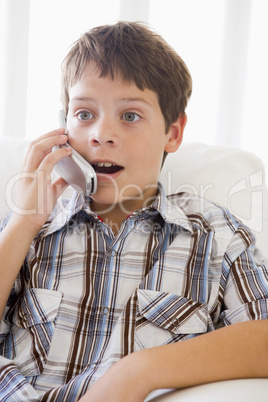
[{"x1": 53, "y1": 110, "x2": 97, "y2": 196}]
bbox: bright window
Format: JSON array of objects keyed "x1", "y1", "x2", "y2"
[
  {"x1": 26, "y1": 0, "x2": 120, "y2": 136},
  {"x1": 149, "y1": 0, "x2": 226, "y2": 146}
]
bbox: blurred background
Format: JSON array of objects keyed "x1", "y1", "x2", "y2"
[{"x1": 0, "y1": 0, "x2": 267, "y2": 170}]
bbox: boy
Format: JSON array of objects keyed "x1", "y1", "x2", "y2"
[{"x1": 0, "y1": 21, "x2": 268, "y2": 402}]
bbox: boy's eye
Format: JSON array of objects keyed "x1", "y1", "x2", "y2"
[
  {"x1": 122, "y1": 112, "x2": 140, "y2": 122},
  {"x1": 77, "y1": 111, "x2": 94, "y2": 121}
]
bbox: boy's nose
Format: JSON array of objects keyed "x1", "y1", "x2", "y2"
[{"x1": 89, "y1": 119, "x2": 119, "y2": 147}]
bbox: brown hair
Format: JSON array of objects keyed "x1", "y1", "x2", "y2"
[{"x1": 61, "y1": 21, "x2": 192, "y2": 134}]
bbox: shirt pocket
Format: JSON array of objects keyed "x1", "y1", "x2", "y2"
[
  {"x1": 135, "y1": 289, "x2": 208, "y2": 350},
  {"x1": 10, "y1": 288, "x2": 63, "y2": 378}
]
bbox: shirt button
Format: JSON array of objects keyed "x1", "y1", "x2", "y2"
[
  {"x1": 108, "y1": 249, "x2": 117, "y2": 257},
  {"x1": 172, "y1": 318, "x2": 180, "y2": 327},
  {"x1": 101, "y1": 306, "x2": 110, "y2": 315}
]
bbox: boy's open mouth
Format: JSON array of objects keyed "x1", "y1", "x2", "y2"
[{"x1": 91, "y1": 162, "x2": 123, "y2": 174}]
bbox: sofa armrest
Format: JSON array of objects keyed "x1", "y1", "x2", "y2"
[{"x1": 146, "y1": 379, "x2": 268, "y2": 401}]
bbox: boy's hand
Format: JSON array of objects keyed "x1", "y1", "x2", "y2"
[
  {"x1": 10, "y1": 128, "x2": 72, "y2": 235},
  {"x1": 78, "y1": 353, "x2": 151, "y2": 402}
]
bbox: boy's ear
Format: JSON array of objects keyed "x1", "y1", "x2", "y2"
[{"x1": 164, "y1": 114, "x2": 187, "y2": 153}]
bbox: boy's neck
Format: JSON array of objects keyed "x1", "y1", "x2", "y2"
[
  {"x1": 91, "y1": 190, "x2": 158, "y2": 236},
  {"x1": 95, "y1": 206, "x2": 130, "y2": 236}
]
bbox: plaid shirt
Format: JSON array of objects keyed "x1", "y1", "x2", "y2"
[{"x1": 1, "y1": 183, "x2": 268, "y2": 401}]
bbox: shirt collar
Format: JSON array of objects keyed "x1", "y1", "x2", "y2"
[
  {"x1": 39, "y1": 191, "x2": 91, "y2": 238},
  {"x1": 40, "y1": 182, "x2": 193, "y2": 238},
  {"x1": 139, "y1": 182, "x2": 193, "y2": 233}
]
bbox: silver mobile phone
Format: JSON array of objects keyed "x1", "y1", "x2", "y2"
[{"x1": 53, "y1": 110, "x2": 97, "y2": 196}]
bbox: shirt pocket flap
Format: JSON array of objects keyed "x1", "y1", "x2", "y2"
[
  {"x1": 220, "y1": 299, "x2": 268, "y2": 325},
  {"x1": 14, "y1": 288, "x2": 63, "y2": 328},
  {"x1": 137, "y1": 289, "x2": 208, "y2": 334}
]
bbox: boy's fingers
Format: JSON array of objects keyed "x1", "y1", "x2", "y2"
[
  {"x1": 23, "y1": 131, "x2": 69, "y2": 171},
  {"x1": 36, "y1": 146, "x2": 72, "y2": 179}
]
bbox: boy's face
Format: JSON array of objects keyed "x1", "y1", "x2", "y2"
[{"x1": 66, "y1": 63, "x2": 183, "y2": 213}]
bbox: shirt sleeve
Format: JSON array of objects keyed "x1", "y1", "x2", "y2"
[
  {"x1": 0, "y1": 212, "x2": 13, "y2": 340},
  {"x1": 0, "y1": 212, "x2": 12, "y2": 232},
  {"x1": 0, "y1": 212, "x2": 27, "y2": 348},
  {"x1": 0, "y1": 214, "x2": 36, "y2": 400},
  {"x1": 220, "y1": 240, "x2": 268, "y2": 325}
]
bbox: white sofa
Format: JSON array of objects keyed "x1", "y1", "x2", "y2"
[{"x1": 1, "y1": 136, "x2": 268, "y2": 400}]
